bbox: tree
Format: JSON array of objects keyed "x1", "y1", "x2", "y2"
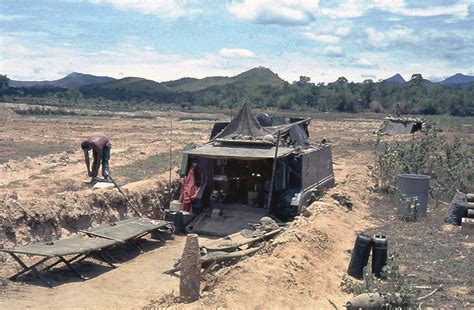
[{"x1": 0, "y1": 74, "x2": 10, "y2": 99}]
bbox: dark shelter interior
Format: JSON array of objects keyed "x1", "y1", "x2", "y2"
[{"x1": 180, "y1": 104, "x2": 334, "y2": 231}]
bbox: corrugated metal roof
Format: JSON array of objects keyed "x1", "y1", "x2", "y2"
[{"x1": 182, "y1": 144, "x2": 294, "y2": 159}]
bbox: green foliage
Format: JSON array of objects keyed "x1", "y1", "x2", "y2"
[
  {"x1": 4, "y1": 69, "x2": 474, "y2": 116},
  {"x1": 372, "y1": 130, "x2": 474, "y2": 202},
  {"x1": 341, "y1": 252, "x2": 419, "y2": 307},
  {"x1": 0, "y1": 74, "x2": 9, "y2": 98}
]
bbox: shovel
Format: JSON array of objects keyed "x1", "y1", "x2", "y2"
[{"x1": 106, "y1": 173, "x2": 143, "y2": 218}]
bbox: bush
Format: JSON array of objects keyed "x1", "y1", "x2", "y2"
[
  {"x1": 372, "y1": 130, "x2": 473, "y2": 203},
  {"x1": 341, "y1": 252, "x2": 419, "y2": 307}
]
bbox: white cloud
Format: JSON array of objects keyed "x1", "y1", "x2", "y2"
[
  {"x1": 227, "y1": 0, "x2": 319, "y2": 26},
  {"x1": 334, "y1": 26, "x2": 351, "y2": 37},
  {"x1": 324, "y1": 45, "x2": 344, "y2": 57},
  {"x1": 0, "y1": 35, "x2": 258, "y2": 81},
  {"x1": 320, "y1": 0, "x2": 470, "y2": 19},
  {"x1": 303, "y1": 33, "x2": 340, "y2": 43},
  {"x1": 354, "y1": 57, "x2": 379, "y2": 69},
  {"x1": 366, "y1": 25, "x2": 415, "y2": 47},
  {"x1": 219, "y1": 48, "x2": 256, "y2": 58},
  {"x1": 0, "y1": 14, "x2": 29, "y2": 22},
  {"x1": 320, "y1": 1, "x2": 367, "y2": 18},
  {"x1": 89, "y1": 0, "x2": 201, "y2": 18},
  {"x1": 377, "y1": 1, "x2": 470, "y2": 18}
]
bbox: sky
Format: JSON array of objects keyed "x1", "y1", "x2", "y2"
[{"x1": 1, "y1": 0, "x2": 473, "y2": 83}]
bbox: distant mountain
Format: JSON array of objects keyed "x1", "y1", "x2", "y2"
[
  {"x1": 163, "y1": 76, "x2": 231, "y2": 92},
  {"x1": 80, "y1": 77, "x2": 171, "y2": 97},
  {"x1": 383, "y1": 74, "x2": 405, "y2": 84},
  {"x1": 405, "y1": 73, "x2": 434, "y2": 88},
  {"x1": 163, "y1": 67, "x2": 286, "y2": 92},
  {"x1": 233, "y1": 67, "x2": 286, "y2": 87},
  {"x1": 440, "y1": 73, "x2": 474, "y2": 86},
  {"x1": 10, "y1": 72, "x2": 115, "y2": 89}
]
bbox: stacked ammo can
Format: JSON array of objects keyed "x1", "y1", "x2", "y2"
[{"x1": 462, "y1": 193, "x2": 474, "y2": 235}]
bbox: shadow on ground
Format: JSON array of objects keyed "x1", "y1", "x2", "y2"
[{"x1": 11, "y1": 238, "x2": 164, "y2": 288}]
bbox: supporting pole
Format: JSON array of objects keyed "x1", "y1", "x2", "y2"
[
  {"x1": 169, "y1": 112, "x2": 173, "y2": 208},
  {"x1": 267, "y1": 130, "x2": 280, "y2": 213},
  {"x1": 180, "y1": 234, "x2": 201, "y2": 303}
]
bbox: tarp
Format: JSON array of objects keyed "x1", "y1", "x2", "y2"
[
  {"x1": 376, "y1": 117, "x2": 423, "y2": 135},
  {"x1": 213, "y1": 103, "x2": 268, "y2": 141},
  {"x1": 182, "y1": 144, "x2": 294, "y2": 159},
  {"x1": 211, "y1": 103, "x2": 312, "y2": 147}
]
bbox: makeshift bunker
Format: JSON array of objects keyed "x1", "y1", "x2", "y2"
[
  {"x1": 376, "y1": 117, "x2": 425, "y2": 135},
  {"x1": 179, "y1": 104, "x2": 334, "y2": 236}
]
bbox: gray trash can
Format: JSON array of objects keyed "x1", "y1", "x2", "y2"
[{"x1": 397, "y1": 174, "x2": 431, "y2": 216}]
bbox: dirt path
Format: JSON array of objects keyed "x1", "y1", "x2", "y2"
[
  {"x1": 2, "y1": 108, "x2": 470, "y2": 308},
  {"x1": 0, "y1": 237, "x2": 185, "y2": 309}
]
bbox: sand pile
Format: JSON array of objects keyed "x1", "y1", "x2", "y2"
[{"x1": 0, "y1": 106, "x2": 19, "y2": 121}]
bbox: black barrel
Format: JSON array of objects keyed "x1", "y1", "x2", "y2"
[
  {"x1": 347, "y1": 233, "x2": 373, "y2": 279},
  {"x1": 165, "y1": 211, "x2": 185, "y2": 234},
  {"x1": 372, "y1": 235, "x2": 388, "y2": 278}
]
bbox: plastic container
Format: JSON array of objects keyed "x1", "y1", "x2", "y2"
[
  {"x1": 397, "y1": 174, "x2": 431, "y2": 216},
  {"x1": 372, "y1": 235, "x2": 388, "y2": 278},
  {"x1": 169, "y1": 200, "x2": 182, "y2": 212},
  {"x1": 347, "y1": 234, "x2": 373, "y2": 279}
]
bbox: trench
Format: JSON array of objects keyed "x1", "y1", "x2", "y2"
[{"x1": 0, "y1": 179, "x2": 180, "y2": 276}]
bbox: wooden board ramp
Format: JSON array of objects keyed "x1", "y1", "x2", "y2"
[
  {"x1": 201, "y1": 228, "x2": 283, "y2": 252},
  {"x1": 165, "y1": 226, "x2": 284, "y2": 275}
]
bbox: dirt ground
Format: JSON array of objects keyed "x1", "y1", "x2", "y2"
[{"x1": 0, "y1": 103, "x2": 472, "y2": 308}]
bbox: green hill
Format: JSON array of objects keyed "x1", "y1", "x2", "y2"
[
  {"x1": 163, "y1": 67, "x2": 286, "y2": 92},
  {"x1": 80, "y1": 77, "x2": 172, "y2": 101},
  {"x1": 232, "y1": 67, "x2": 286, "y2": 87},
  {"x1": 88, "y1": 77, "x2": 171, "y2": 93}
]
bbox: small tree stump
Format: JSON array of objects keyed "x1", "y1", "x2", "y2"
[{"x1": 179, "y1": 234, "x2": 201, "y2": 303}]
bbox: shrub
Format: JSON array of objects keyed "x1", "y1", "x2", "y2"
[{"x1": 372, "y1": 130, "x2": 473, "y2": 203}]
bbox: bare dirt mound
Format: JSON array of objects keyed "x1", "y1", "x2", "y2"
[
  {"x1": 0, "y1": 176, "x2": 178, "y2": 277},
  {"x1": 0, "y1": 106, "x2": 19, "y2": 121}
]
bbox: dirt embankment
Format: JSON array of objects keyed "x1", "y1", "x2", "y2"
[
  {"x1": 148, "y1": 148, "x2": 376, "y2": 309},
  {"x1": 0, "y1": 176, "x2": 178, "y2": 277}
]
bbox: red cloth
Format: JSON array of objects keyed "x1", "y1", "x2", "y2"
[{"x1": 179, "y1": 167, "x2": 198, "y2": 212}]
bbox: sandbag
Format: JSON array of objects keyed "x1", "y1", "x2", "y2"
[{"x1": 444, "y1": 191, "x2": 468, "y2": 226}]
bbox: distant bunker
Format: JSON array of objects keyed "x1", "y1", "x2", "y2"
[
  {"x1": 376, "y1": 117, "x2": 425, "y2": 135},
  {"x1": 179, "y1": 104, "x2": 335, "y2": 236}
]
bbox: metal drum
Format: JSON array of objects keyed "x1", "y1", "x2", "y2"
[
  {"x1": 347, "y1": 233, "x2": 372, "y2": 279},
  {"x1": 372, "y1": 235, "x2": 388, "y2": 278},
  {"x1": 397, "y1": 174, "x2": 431, "y2": 216}
]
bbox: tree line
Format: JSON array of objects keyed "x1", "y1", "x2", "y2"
[{"x1": 1, "y1": 74, "x2": 473, "y2": 116}]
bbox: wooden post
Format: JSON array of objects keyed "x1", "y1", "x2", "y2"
[
  {"x1": 168, "y1": 113, "x2": 173, "y2": 208},
  {"x1": 267, "y1": 131, "x2": 280, "y2": 213},
  {"x1": 180, "y1": 234, "x2": 201, "y2": 303}
]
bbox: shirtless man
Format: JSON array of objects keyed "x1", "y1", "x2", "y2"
[{"x1": 81, "y1": 135, "x2": 111, "y2": 181}]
